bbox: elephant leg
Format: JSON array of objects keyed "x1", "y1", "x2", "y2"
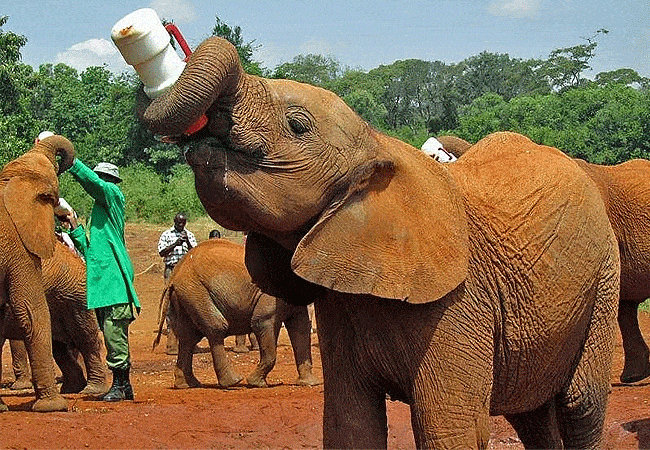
[
  {"x1": 233, "y1": 334, "x2": 249, "y2": 353},
  {"x1": 317, "y1": 301, "x2": 389, "y2": 449},
  {"x1": 505, "y1": 401, "x2": 562, "y2": 449},
  {"x1": 8, "y1": 264, "x2": 67, "y2": 412},
  {"x1": 618, "y1": 300, "x2": 650, "y2": 383},
  {"x1": 207, "y1": 334, "x2": 243, "y2": 388},
  {"x1": 9, "y1": 340, "x2": 32, "y2": 390},
  {"x1": 556, "y1": 279, "x2": 616, "y2": 449},
  {"x1": 322, "y1": 365, "x2": 388, "y2": 449},
  {"x1": 78, "y1": 346, "x2": 109, "y2": 396},
  {"x1": 173, "y1": 331, "x2": 202, "y2": 389},
  {"x1": 246, "y1": 320, "x2": 279, "y2": 388},
  {"x1": 53, "y1": 341, "x2": 86, "y2": 394},
  {"x1": 283, "y1": 306, "x2": 320, "y2": 386},
  {"x1": 249, "y1": 332, "x2": 259, "y2": 350}
]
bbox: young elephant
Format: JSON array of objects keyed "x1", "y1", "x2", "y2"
[
  {"x1": 0, "y1": 135, "x2": 74, "y2": 412},
  {"x1": 436, "y1": 136, "x2": 650, "y2": 385},
  {"x1": 574, "y1": 158, "x2": 650, "y2": 383},
  {"x1": 136, "y1": 37, "x2": 620, "y2": 449},
  {"x1": 1, "y1": 240, "x2": 108, "y2": 396},
  {"x1": 154, "y1": 238, "x2": 320, "y2": 389}
]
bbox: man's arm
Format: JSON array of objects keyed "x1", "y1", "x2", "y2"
[
  {"x1": 158, "y1": 231, "x2": 184, "y2": 258},
  {"x1": 68, "y1": 159, "x2": 119, "y2": 207}
]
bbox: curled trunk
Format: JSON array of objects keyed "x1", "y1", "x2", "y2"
[
  {"x1": 34, "y1": 135, "x2": 75, "y2": 175},
  {"x1": 138, "y1": 37, "x2": 245, "y2": 136}
]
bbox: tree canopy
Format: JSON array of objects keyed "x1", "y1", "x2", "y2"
[{"x1": 1, "y1": 16, "x2": 648, "y2": 222}]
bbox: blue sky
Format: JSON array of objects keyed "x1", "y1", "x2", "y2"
[{"x1": 3, "y1": 0, "x2": 649, "y2": 78}]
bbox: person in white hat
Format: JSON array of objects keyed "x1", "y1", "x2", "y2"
[{"x1": 62, "y1": 158, "x2": 140, "y2": 402}]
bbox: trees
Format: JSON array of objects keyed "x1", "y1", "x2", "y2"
[
  {"x1": 542, "y1": 29, "x2": 609, "y2": 91},
  {"x1": 211, "y1": 16, "x2": 264, "y2": 76},
  {"x1": 272, "y1": 54, "x2": 343, "y2": 88},
  {"x1": 0, "y1": 14, "x2": 647, "y2": 221}
]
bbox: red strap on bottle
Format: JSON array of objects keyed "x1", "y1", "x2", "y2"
[{"x1": 184, "y1": 115, "x2": 208, "y2": 135}]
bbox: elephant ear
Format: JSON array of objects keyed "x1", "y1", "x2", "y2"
[
  {"x1": 292, "y1": 156, "x2": 469, "y2": 304},
  {"x1": 245, "y1": 232, "x2": 324, "y2": 305},
  {"x1": 4, "y1": 175, "x2": 58, "y2": 260}
]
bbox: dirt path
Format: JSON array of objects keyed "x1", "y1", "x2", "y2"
[{"x1": 0, "y1": 222, "x2": 648, "y2": 449}]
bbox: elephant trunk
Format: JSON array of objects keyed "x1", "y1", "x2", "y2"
[
  {"x1": 33, "y1": 135, "x2": 75, "y2": 175},
  {"x1": 138, "y1": 36, "x2": 245, "y2": 137}
]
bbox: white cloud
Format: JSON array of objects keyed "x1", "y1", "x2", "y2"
[
  {"x1": 55, "y1": 38, "x2": 130, "y2": 74},
  {"x1": 488, "y1": 0, "x2": 543, "y2": 18},
  {"x1": 149, "y1": 0, "x2": 197, "y2": 24}
]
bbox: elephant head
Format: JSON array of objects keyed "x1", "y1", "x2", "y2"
[
  {"x1": 138, "y1": 37, "x2": 468, "y2": 304},
  {"x1": 1, "y1": 135, "x2": 75, "y2": 260}
]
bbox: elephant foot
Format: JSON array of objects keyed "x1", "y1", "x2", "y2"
[
  {"x1": 246, "y1": 373, "x2": 269, "y2": 388},
  {"x1": 10, "y1": 377, "x2": 33, "y2": 390},
  {"x1": 32, "y1": 394, "x2": 68, "y2": 413},
  {"x1": 60, "y1": 381, "x2": 87, "y2": 394},
  {"x1": 80, "y1": 382, "x2": 110, "y2": 396},
  {"x1": 173, "y1": 377, "x2": 202, "y2": 389},
  {"x1": 0, "y1": 400, "x2": 7, "y2": 412},
  {"x1": 620, "y1": 363, "x2": 650, "y2": 384},
  {"x1": 296, "y1": 373, "x2": 322, "y2": 386},
  {"x1": 219, "y1": 371, "x2": 244, "y2": 388},
  {"x1": 232, "y1": 345, "x2": 250, "y2": 353}
]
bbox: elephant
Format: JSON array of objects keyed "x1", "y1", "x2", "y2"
[
  {"x1": 573, "y1": 158, "x2": 650, "y2": 383},
  {"x1": 153, "y1": 238, "x2": 321, "y2": 389},
  {"x1": 135, "y1": 37, "x2": 620, "y2": 449},
  {"x1": 442, "y1": 134, "x2": 650, "y2": 385},
  {"x1": 0, "y1": 240, "x2": 109, "y2": 395},
  {"x1": 0, "y1": 135, "x2": 74, "y2": 412}
]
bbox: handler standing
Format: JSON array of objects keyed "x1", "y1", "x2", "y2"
[{"x1": 65, "y1": 159, "x2": 140, "y2": 402}]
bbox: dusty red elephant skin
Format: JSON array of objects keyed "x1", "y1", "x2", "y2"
[{"x1": 0, "y1": 223, "x2": 647, "y2": 449}]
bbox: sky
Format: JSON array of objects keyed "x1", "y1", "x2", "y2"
[{"x1": 2, "y1": 0, "x2": 649, "y2": 79}]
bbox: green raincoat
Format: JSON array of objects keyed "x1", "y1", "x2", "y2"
[{"x1": 67, "y1": 159, "x2": 140, "y2": 310}]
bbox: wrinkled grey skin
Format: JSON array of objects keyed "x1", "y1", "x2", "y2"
[
  {"x1": 136, "y1": 37, "x2": 620, "y2": 449},
  {"x1": 0, "y1": 240, "x2": 108, "y2": 396}
]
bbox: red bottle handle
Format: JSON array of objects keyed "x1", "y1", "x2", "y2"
[{"x1": 165, "y1": 23, "x2": 193, "y2": 61}]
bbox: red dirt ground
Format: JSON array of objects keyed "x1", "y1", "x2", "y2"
[{"x1": 0, "y1": 222, "x2": 649, "y2": 449}]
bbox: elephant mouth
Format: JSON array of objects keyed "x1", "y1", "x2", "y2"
[{"x1": 183, "y1": 136, "x2": 264, "y2": 169}]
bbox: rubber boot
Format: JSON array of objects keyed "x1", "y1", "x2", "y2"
[{"x1": 103, "y1": 368, "x2": 134, "y2": 402}]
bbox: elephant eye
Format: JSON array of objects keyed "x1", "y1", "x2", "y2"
[
  {"x1": 287, "y1": 110, "x2": 312, "y2": 136},
  {"x1": 288, "y1": 117, "x2": 309, "y2": 135}
]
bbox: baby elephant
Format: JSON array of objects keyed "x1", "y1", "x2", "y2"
[
  {"x1": 1, "y1": 240, "x2": 108, "y2": 395},
  {"x1": 154, "y1": 238, "x2": 321, "y2": 389}
]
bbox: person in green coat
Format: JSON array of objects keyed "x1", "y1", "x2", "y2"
[{"x1": 64, "y1": 159, "x2": 140, "y2": 402}]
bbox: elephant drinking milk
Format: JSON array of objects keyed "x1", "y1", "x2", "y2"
[
  {"x1": 132, "y1": 36, "x2": 620, "y2": 449},
  {"x1": 0, "y1": 135, "x2": 74, "y2": 412}
]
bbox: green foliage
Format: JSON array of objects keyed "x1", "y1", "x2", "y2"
[
  {"x1": 541, "y1": 29, "x2": 609, "y2": 91},
  {"x1": 453, "y1": 85, "x2": 650, "y2": 164},
  {"x1": 272, "y1": 54, "x2": 343, "y2": 88},
  {"x1": 211, "y1": 16, "x2": 264, "y2": 76},
  {"x1": 0, "y1": 16, "x2": 27, "y2": 65},
  {"x1": 1, "y1": 14, "x2": 648, "y2": 224}
]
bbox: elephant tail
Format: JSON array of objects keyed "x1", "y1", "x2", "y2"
[{"x1": 152, "y1": 284, "x2": 172, "y2": 351}]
